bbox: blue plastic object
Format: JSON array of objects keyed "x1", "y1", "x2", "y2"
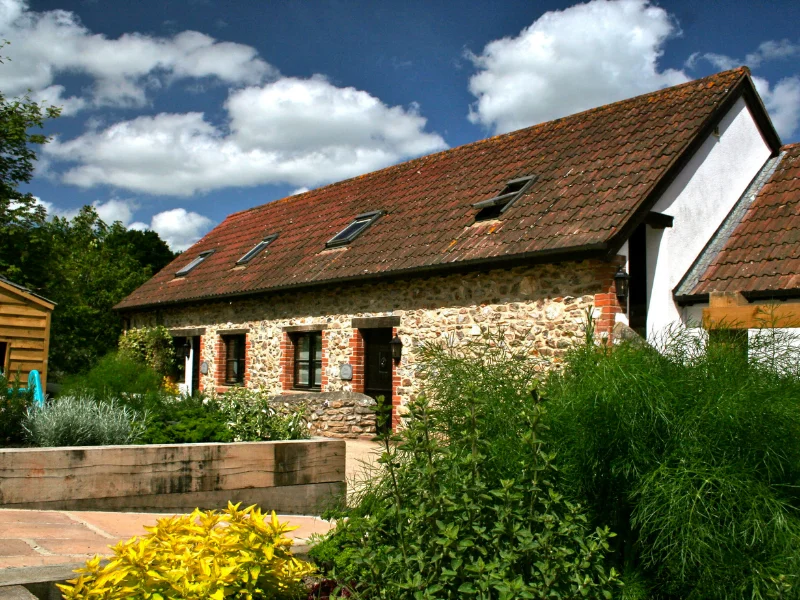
[{"x1": 27, "y1": 369, "x2": 45, "y2": 407}]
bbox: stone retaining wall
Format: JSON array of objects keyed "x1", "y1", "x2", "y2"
[
  {"x1": 0, "y1": 439, "x2": 345, "y2": 515},
  {"x1": 273, "y1": 391, "x2": 376, "y2": 439}
]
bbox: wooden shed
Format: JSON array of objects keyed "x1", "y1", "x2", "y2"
[{"x1": 0, "y1": 276, "x2": 54, "y2": 389}]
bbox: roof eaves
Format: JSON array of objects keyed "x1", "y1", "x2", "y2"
[
  {"x1": 114, "y1": 241, "x2": 608, "y2": 312},
  {"x1": 674, "y1": 151, "x2": 785, "y2": 301}
]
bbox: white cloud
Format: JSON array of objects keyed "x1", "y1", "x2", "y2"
[
  {"x1": 688, "y1": 40, "x2": 800, "y2": 139},
  {"x1": 752, "y1": 76, "x2": 800, "y2": 140},
  {"x1": 0, "y1": 0, "x2": 275, "y2": 111},
  {"x1": 466, "y1": 0, "x2": 688, "y2": 133},
  {"x1": 147, "y1": 208, "x2": 214, "y2": 251},
  {"x1": 43, "y1": 77, "x2": 447, "y2": 196},
  {"x1": 291, "y1": 187, "x2": 310, "y2": 195},
  {"x1": 31, "y1": 195, "x2": 211, "y2": 250},
  {"x1": 93, "y1": 198, "x2": 137, "y2": 226},
  {"x1": 745, "y1": 40, "x2": 800, "y2": 68}
]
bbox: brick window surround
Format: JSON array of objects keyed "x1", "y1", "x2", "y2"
[
  {"x1": 214, "y1": 330, "x2": 250, "y2": 393},
  {"x1": 281, "y1": 329, "x2": 328, "y2": 392}
]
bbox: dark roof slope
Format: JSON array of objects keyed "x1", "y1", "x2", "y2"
[
  {"x1": 118, "y1": 68, "x2": 770, "y2": 310},
  {"x1": 686, "y1": 143, "x2": 800, "y2": 298}
]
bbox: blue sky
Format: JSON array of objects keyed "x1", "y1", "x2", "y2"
[{"x1": 3, "y1": 0, "x2": 798, "y2": 250}]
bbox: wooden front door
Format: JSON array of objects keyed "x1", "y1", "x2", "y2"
[{"x1": 363, "y1": 328, "x2": 393, "y2": 432}]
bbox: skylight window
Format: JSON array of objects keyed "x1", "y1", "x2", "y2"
[
  {"x1": 237, "y1": 234, "x2": 278, "y2": 265},
  {"x1": 326, "y1": 211, "x2": 382, "y2": 248},
  {"x1": 473, "y1": 175, "x2": 538, "y2": 221},
  {"x1": 175, "y1": 250, "x2": 214, "y2": 277}
]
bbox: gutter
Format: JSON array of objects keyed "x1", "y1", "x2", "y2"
[{"x1": 114, "y1": 242, "x2": 608, "y2": 313}]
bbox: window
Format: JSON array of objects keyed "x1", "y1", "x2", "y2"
[
  {"x1": 293, "y1": 331, "x2": 322, "y2": 389},
  {"x1": 0, "y1": 341, "x2": 6, "y2": 375},
  {"x1": 473, "y1": 175, "x2": 538, "y2": 221},
  {"x1": 223, "y1": 334, "x2": 246, "y2": 385},
  {"x1": 326, "y1": 211, "x2": 382, "y2": 248},
  {"x1": 237, "y1": 234, "x2": 278, "y2": 265},
  {"x1": 175, "y1": 250, "x2": 214, "y2": 277}
]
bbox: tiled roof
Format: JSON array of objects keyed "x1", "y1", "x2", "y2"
[
  {"x1": 687, "y1": 143, "x2": 800, "y2": 298},
  {"x1": 117, "y1": 68, "x2": 764, "y2": 311}
]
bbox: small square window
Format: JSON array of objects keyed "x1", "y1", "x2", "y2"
[
  {"x1": 175, "y1": 250, "x2": 214, "y2": 277},
  {"x1": 293, "y1": 331, "x2": 322, "y2": 390},
  {"x1": 473, "y1": 175, "x2": 538, "y2": 221},
  {"x1": 237, "y1": 234, "x2": 278, "y2": 265},
  {"x1": 223, "y1": 334, "x2": 246, "y2": 385},
  {"x1": 326, "y1": 211, "x2": 382, "y2": 248}
]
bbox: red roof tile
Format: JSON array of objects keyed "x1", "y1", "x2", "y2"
[
  {"x1": 691, "y1": 143, "x2": 800, "y2": 297},
  {"x1": 117, "y1": 68, "x2": 761, "y2": 310}
]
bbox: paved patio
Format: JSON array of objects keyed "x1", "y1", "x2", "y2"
[
  {"x1": 0, "y1": 439, "x2": 382, "y2": 593},
  {"x1": 0, "y1": 508, "x2": 333, "y2": 588}
]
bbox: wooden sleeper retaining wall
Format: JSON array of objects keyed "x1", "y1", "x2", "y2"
[{"x1": 0, "y1": 439, "x2": 345, "y2": 515}]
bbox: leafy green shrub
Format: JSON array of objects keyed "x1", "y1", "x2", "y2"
[
  {"x1": 0, "y1": 371, "x2": 33, "y2": 446},
  {"x1": 23, "y1": 395, "x2": 147, "y2": 447},
  {"x1": 216, "y1": 387, "x2": 310, "y2": 442},
  {"x1": 545, "y1": 325, "x2": 800, "y2": 599},
  {"x1": 59, "y1": 502, "x2": 315, "y2": 600},
  {"x1": 118, "y1": 325, "x2": 176, "y2": 376},
  {"x1": 60, "y1": 352, "x2": 163, "y2": 401},
  {"x1": 311, "y1": 336, "x2": 619, "y2": 599},
  {"x1": 141, "y1": 394, "x2": 233, "y2": 444}
]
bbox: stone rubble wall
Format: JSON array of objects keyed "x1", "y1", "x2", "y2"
[
  {"x1": 271, "y1": 391, "x2": 377, "y2": 439},
  {"x1": 128, "y1": 259, "x2": 614, "y2": 436}
]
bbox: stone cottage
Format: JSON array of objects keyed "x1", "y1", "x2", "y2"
[{"x1": 116, "y1": 67, "x2": 799, "y2": 436}]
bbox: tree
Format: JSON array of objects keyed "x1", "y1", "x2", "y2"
[
  {"x1": 0, "y1": 44, "x2": 61, "y2": 290},
  {"x1": 45, "y1": 207, "x2": 165, "y2": 376},
  {"x1": 104, "y1": 228, "x2": 176, "y2": 276}
]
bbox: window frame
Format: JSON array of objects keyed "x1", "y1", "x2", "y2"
[
  {"x1": 292, "y1": 331, "x2": 323, "y2": 390},
  {"x1": 236, "y1": 234, "x2": 278, "y2": 265},
  {"x1": 325, "y1": 211, "x2": 382, "y2": 248},
  {"x1": 175, "y1": 250, "x2": 215, "y2": 277},
  {"x1": 223, "y1": 334, "x2": 246, "y2": 386},
  {"x1": 473, "y1": 175, "x2": 538, "y2": 221}
]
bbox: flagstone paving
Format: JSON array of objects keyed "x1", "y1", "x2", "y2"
[{"x1": 0, "y1": 508, "x2": 333, "y2": 581}]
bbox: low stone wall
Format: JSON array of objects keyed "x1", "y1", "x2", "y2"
[
  {"x1": 0, "y1": 439, "x2": 345, "y2": 515},
  {"x1": 273, "y1": 391, "x2": 376, "y2": 439}
]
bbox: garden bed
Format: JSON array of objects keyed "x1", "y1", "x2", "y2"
[{"x1": 0, "y1": 439, "x2": 345, "y2": 515}]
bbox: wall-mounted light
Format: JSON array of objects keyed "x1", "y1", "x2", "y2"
[
  {"x1": 389, "y1": 335, "x2": 403, "y2": 362},
  {"x1": 181, "y1": 339, "x2": 191, "y2": 359},
  {"x1": 614, "y1": 265, "x2": 631, "y2": 305}
]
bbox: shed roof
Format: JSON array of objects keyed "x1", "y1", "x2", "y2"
[
  {"x1": 0, "y1": 276, "x2": 55, "y2": 310},
  {"x1": 117, "y1": 67, "x2": 778, "y2": 311}
]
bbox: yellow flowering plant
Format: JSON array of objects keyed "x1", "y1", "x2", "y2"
[{"x1": 58, "y1": 502, "x2": 315, "y2": 600}]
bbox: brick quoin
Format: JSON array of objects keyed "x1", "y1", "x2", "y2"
[
  {"x1": 348, "y1": 329, "x2": 366, "y2": 394},
  {"x1": 280, "y1": 332, "x2": 294, "y2": 392},
  {"x1": 391, "y1": 326, "x2": 401, "y2": 433},
  {"x1": 592, "y1": 258, "x2": 626, "y2": 341},
  {"x1": 320, "y1": 331, "x2": 329, "y2": 390},
  {"x1": 244, "y1": 334, "x2": 251, "y2": 387},
  {"x1": 197, "y1": 335, "x2": 204, "y2": 393}
]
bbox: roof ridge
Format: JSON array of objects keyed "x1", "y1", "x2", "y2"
[{"x1": 225, "y1": 67, "x2": 750, "y2": 221}]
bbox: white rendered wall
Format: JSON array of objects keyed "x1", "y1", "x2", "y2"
[
  {"x1": 644, "y1": 97, "x2": 772, "y2": 335},
  {"x1": 178, "y1": 345, "x2": 195, "y2": 395}
]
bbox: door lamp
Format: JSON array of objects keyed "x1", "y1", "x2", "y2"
[
  {"x1": 389, "y1": 335, "x2": 403, "y2": 362},
  {"x1": 614, "y1": 265, "x2": 631, "y2": 304}
]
